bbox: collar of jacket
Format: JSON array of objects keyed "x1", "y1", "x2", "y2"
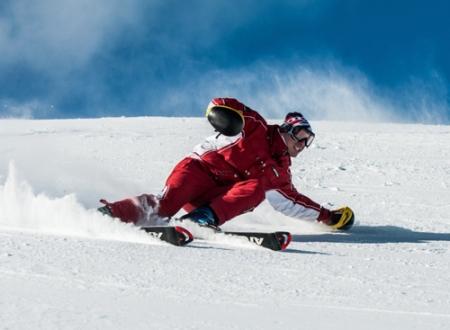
[{"x1": 269, "y1": 125, "x2": 289, "y2": 158}]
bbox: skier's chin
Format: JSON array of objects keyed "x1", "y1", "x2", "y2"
[{"x1": 289, "y1": 148, "x2": 301, "y2": 157}]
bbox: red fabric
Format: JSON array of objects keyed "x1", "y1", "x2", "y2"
[
  {"x1": 211, "y1": 97, "x2": 247, "y2": 112},
  {"x1": 155, "y1": 97, "x2": 324, "y2": 224},
  {"x1": 158, "y1": 158, "x2": 266, "y2": 225},
  {"x1": 105, "y1": 98, "x2": 326, "y2": 225},
  {"x1": 100, "y1": 194, "x2": 157, "y2": 224},
  {"x1": 158, "y1": 158, "x2": 217, "y2": 217},
  {"x1": 209, "y1": 179, "x2": 265, "y2": 224},
  {"x1": 201, "y1": 98, "x2": 293, "y2": 189},
  {"x1": 206, "y1": 98, "x2": 321, "y2": 212},
  {"x1": 317, "y1": 207, "x2": 332, "y2": 224}
]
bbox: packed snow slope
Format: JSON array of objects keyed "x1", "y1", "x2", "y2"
[{"x1": 1, "y1": 117, "x2": 450, "y2": 330}]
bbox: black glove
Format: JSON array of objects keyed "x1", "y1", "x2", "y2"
[{"x1": 207, "y1": 105, "x2": 244, "y2": 136}]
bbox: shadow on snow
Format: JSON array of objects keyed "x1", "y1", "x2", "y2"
[{"x1": 293, "y1": 225, "x2": 450, "y2": 244}]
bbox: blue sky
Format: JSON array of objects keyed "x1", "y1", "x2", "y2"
[{"x1": 1, "y1": 0, "x2": 449, "y2": 123}]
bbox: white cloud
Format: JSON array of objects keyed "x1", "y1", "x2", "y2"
[
  {"x1": 158, "y1": 62, "x2": 398, "y2": 123},
  {"x1": 0, "y1": 0, "x2": 145, "y2": 73},
  {"x1": 157, "y1": 60, "x2": 450, "y2": 124},
  {"x1": 0, "y1": 99, "x2": 54, "y2": 118}
]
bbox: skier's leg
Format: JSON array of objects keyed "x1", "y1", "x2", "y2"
[
  {"x1": 157, "y1": 157, "x2": 219, "y2": 218},
  {"x1": 181, "y1": 185, "x2": 230, "y2": 213},
  {"x1": 207, "y1": 179, "x2": 266, "y2": 225},
  {"x1": 99, "y1": 158, "x2": 217, "y2": 224}
]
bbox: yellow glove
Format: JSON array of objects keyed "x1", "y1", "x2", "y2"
[{"x1": 329, "y1": 206, "x2": 355, "y2": 230}]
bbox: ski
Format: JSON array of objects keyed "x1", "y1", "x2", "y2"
[
  {"x1": 172, "y1": 218, "x2": 292, "y2": 251},
  {"x1": 141, "y1": 226, "x2": 194, "y2": 246},
  {"x1": 99, "y1": 205, "x2": 288, "y2": 249},
  {"x1": 223, "y1": 231, "x2": 292, "y2": 251}
]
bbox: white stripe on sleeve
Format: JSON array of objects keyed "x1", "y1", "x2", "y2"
[{"x1": 266, "y1": 189, "x2": 320, "y2": 221}]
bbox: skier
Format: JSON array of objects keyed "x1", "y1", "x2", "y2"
[{"x1": 99, "y1": 97, "x2": 354, "y2": 230}]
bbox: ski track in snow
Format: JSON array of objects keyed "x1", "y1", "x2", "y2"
[{"x1": 1, "y1": 117, "x2": 450, "y2": 329}]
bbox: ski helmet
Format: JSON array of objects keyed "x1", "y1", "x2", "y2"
[
  {"x1": 280, "y1": 112, "x2": 315, "y2": 147},
  {"x1": 280, "y1": 112, "x2": 313, "y2": 133}
]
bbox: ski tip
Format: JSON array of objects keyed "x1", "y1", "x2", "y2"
[
  {"x1": 174, "y1": 226, "x2": 194, "y2": 246},
  {"x1": 276, "y1": 232, "x2": 292, "y2": 250}
]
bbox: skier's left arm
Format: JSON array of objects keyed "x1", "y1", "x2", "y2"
[
  {"x1": 263, "y1": 140, "x2": 354, "y2": 228},
  {"x1": 266, "y1": 185, "x2": 331, "y2": 223}
]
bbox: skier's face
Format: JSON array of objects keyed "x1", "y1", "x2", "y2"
[{"x1": 286, "y1": 128, "x2": 314, "y2": 157}]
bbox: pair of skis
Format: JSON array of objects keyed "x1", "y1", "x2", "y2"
[{"x1": 141, "y1": 225, "x2": 292, "y2": 251}]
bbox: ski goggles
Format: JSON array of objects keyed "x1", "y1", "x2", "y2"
[{"x1": 290, "y1": 126, "x2": 315, "y2": 147}]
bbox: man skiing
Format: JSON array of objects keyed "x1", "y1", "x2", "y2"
[{"x1": 99, "y1": 97, "x2": 354, "y2": 230}]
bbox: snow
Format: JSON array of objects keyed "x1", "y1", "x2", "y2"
[{"x1": 1, "y1": 117, "x2": 450, "y2": 329}]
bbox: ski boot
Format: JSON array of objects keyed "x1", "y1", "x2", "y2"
[
  {"x1": 98, "y1": 194, "x2": 166, "y2": 226},
  {"x1": 180, "y1": 206, "x2": 219, "y2": 229}
]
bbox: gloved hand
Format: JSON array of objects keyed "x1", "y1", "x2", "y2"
[
  {"x1": 317, "y1": 206, "x2": 355, "y2": 230},
  {"x1": 206, "y1": 105, "x2": 244, "y2": 136}
]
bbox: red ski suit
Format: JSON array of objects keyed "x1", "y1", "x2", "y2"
[{"x1": 158, "y1": 98, "x2": 325, "y2": 225}]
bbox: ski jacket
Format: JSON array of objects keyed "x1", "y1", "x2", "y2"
[{"x1": 190, "y1": 97, "x2": 324, "y2": 221}]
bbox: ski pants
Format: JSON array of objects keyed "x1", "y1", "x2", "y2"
[{"x1": 158, "y1": 157, "x2": 266, "y2": 225}]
